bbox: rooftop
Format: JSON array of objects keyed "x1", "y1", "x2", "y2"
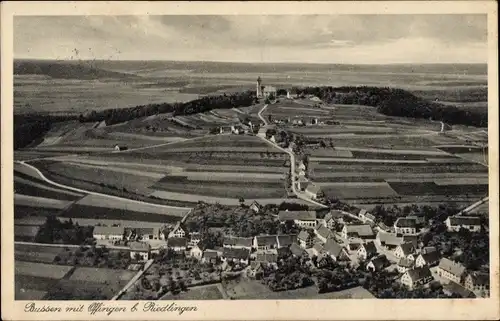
[
  {"x1": 277, "y1": 234, "x2": 296, "y2": 247},
  {"x1": 222, "y1": 247, "x2": 250, "y2": 260},
  {"x1": 323, "y1": 239, "x2": 344, "y2": 257},
  {"x1": 345, "y1": 224, "x2": 374, "y2": 237},
  {"x1": 438, "y1": 257, "x2": 466, "y2": 276},
  {"x1": 406, "y1": 266, "x2": 432, "y2": 281},
  {"x1": 93, "y1": 226, "x2": 125, "y2": 235},
  {"x1": 129, "y1": 241, "x2": 150, "y2": 251},
  {"x1": 278, "y1": 210, "x2": 317, "y2": 222},
  {"x1": 448, "y1": 216, "x2": 481, "y2": 226},
  {"x1": 256, "y1": 235, "x2": 279, "y2": 247},
  {"x1": 168, "y1": 237, "x2": 188, "y2": 248},
  {"x1": 223, "y1": 236, "x2": 253, "y2": 247},
  {"x1": 394, "y1": 217, "x2": 417, "y2": 228}
]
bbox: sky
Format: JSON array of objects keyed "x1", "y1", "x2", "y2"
[{"x1": 14, "y1": 15, "x2": 488, "y2": 64}]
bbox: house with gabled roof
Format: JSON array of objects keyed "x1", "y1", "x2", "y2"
[
  {"x1": 289, "y1": 242, "x2": 307, "y2": 257},
  {"x1": 394, "y1": 217, "x2": 418, "y2": 235},
  {"x1": 445, "y1": 216, "x2": 481, "y2": 232},
  {"x1": 247, "y1": 261, "x2": 264, "y2": 279},
  {"x1": 324, "y1": 210, "x2": 344, "y2": 229},
  {"x1": 168, "y1": 222, "x2": 187, "y2": 238},
  {"x1": 312, "y1": 243, "x2": 324, "y2": 257},
  {"x1": 278, "y1": 210, "x2": 317, "y2": 229},
  {"x1": 437, "y1": 258, "x2": 466, "y2": 283},
  {"x1": 297, "y1": 176, "x2": 309, "y2": 191},
  {"x1": 254, "y1": 235, "x2": 279, "y2": 251},
  {"x1": 277, "y1": 234, "x2": 297, "y2": 248},
  {"x1": 397, "y1": 257, "x2": 415, "y2": 273},
  {"x1": 202, "y1": 250, "x2": 219, "y2": 264},
  {"x1": 443, "y1": 281, "x2": 476, "y2": 298},
  {"x1": 167, "y1": 237, "x2": 188, "y2": 252},
  {"x1": 358, "y1": 209, "x2": 376, "y2": 224},
  {"x1": 315, "y1": 224, "x2": 334, "y2": 243},
  {"x1": 305, "y1": 184, "x2": 322, "y2": 200},
  {"x1": 366, "y1": 254, "x2": 390, "y2": 272},
  {"x1": 376, "y1": 231, "x2": 404, "y2": 250},
  {"x1": 357, "y1": 241, "x2": 378, "y2": 261},
  {"x1": 297, "y1": 230, "x2": 315, "y2": 249},
  {"x1": 401, "y1": 267, "x2": 433, "y2": 289},
  {"x1": 249, "y1": 201, "x2": 263, "y2": 214},
  {"x1": 129, "y1": 242, "x2": 151, "y2": 261},
  {"x1": 394, "y1": 242, "x2": 416, "y2": 260},
  {"x1": 221, "y1": 247, "x2": 251, "y2": 265},
  {"x1": 223, "y1": 236, "x2": 253, "y2": 250},
  {"x1": 323, "y1": 238, "x2": 349, "y2": 262},
  {"x1": 188, "y1": 231, "x2": 201, "y2": 247},
  {"x1": 464, "y1": 272, "x2": 489, "y2": 295},
  {"x1": 189, "y1": 244, "x2": 204, "y2": 260},
  {"x1": 415, "y1": 251, "x2": 440, "y2": 268},
  {"x1": 342, "y1": 224, "x2": 375, "y2": 240}
]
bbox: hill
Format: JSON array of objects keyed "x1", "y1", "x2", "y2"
[{"x1": 14, "y1": 60, "x2": 140, "y2": 80}]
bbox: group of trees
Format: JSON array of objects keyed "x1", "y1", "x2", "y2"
[
  {"x1": 79, "y1": 91, "x2": 256, "y2": 125},
  {"x1": 14, "y1": 114, "x2": 78, "y2": 149},
  {"x1": 370, "y1": 203, "x2": 459, "y2": 227},
  {"x1": 294, "y1": 86, "x2": 487, "y2": 128},
  {"x1": 35, "y1": 216, "x2": 94, "y2": 245},
  {"x1": 261, "y1": 255, "x2": 314, "y2": 292},
  {"x1": 53, "y1": 245, "x2": 132, "y2": 269}
]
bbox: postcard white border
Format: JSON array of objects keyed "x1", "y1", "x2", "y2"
[{"x1": 1, "y1": 1, "x2": 499, "y2": 320}]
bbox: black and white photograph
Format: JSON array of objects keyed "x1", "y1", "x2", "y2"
[{"x1": 2, "y1": 2, "x2": 498, "y2": 318}]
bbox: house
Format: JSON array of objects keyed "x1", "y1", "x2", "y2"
[
  {"x1": 254, "y1": 235, "x2": 279, "y2": 251},
  {"x1": 366, "y1": 255, "x2": 390, "y2": 272},
  {"x1": 290, "y1": 243, "x2": 307, "y2": 257},
  {"x1": 305, "y1": 184, "x2": 322, "y2": 200},
  {"x1": 347, "y1": 238, "x2": 363, "y2": 252},
  {"x1": 394, "y1": 242, "x2": 416, "y2": 260},
  {"x1": 189, "y1": 244, "x2": 203, "y2": 260},
  {"x1": 129, "y1": 242, "x2": 151, "y2": 261},
  {"x1": 93, "y1": 226, "x2": 124, "y2": 241},
  {"x1": 221, "y1": 247, "x2": 250, "y2": 265},
  {"x1": 324, "y1": 210, "x2": 344, "y2": 229},
  {"x1": 422, "y1": 246, "x2": 437, "y2": 254},
  {"x1": 188, "y1": 232, "x2": 201, "y2": 247},
  {"x1": 136, "y1": 227, "x2": 165, "y2": 241},
  {"x1": 315, "y1": 224, "x2": 334, "y2": 243},
  {"x1": 394, "y1": 217, "x2": 418, "y2": 235},
  {"x1": 357, "y1": 241, "x2": 378, "y2": 261},
  {"x1": 323, "y1": 238, "x2": 349, "y2": 262},
  {"x1": 278, "y1": 210, "x2": 317, "y2": 228},
  {"x1": 443, "y1": 281, "x2": 476, "y2": 298},
  {"x1": 445, "y1": 216, "x2": 481, "y2": 232},
  {"x1": 168, "y1": 222, "x2": 186, "y2": 238},
  {"x1": 223, "y1": 236, "x2": 253, "y2": 250},
  {"x1": 297, "y1": 176, "x2": 309, "y2": 191},
  {"x1": 249, "y1": 201, "x2": 263, "y2": 214},
  {"x1": 376, "y1": 232, "x2": 404, "y2": 250},
  {"x1": 437, "y1": 258, "x2": 466, "y2": 283},
  {"x1": 297, "y1": 168, "x2": 306, "y2": 178},
  {"x1": 202, "y1": 250, "x2": 219, "y2": 264},
  {"x1": 256, "y1": 253, "x2": 278, "y2": 268},
  {"x1": 341, "y1": 224, "x2": 375, "y2": 240},
  {"x1": 415, "y1": 251, "x2": 440, "y2": 268},
  {"x1": 358, "y1": 209, "x2": 376, "y2": 224},
  {"x1": 247, "y1": 261, "x2": 264, "y2": 279},
  {"x1": 401, "y1": 267, "x2": 433, "y2": 289},
  {"x1": 464, "y1": 272, "x2": 489, "y2": 295},
  {"x1": 114, "y1": 145, "x2": 128, "y2": 151},
  {"x1": 397, "y1": 257, "x2": 415, "y2": 274},
  {"x1": 167, "y1": 237, "x2": 188, "y2": 252},
  {"x1": 276, "y1": 234, "x2": 297, "y2": 248},
  {"x1": 297, "y1": 230, "x2": 315, "y2": 249},
  {"x1": 298, "y1": 161, "x2": 306, "y2": 171}
]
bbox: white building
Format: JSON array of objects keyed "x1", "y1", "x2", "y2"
[
  {"x1": 93, "y1": 226, "x2": 124, "y2": 241},
  {"x1": 278, "y1": 210, "x2": 317, "y2": 229},
  {"x1": 168, "y1": 222, "x2": 186, "y2": 238},
  {"x1": 394, "y1": 217, "x2": 418, "y2": 235},
  {"x1": 437, "y1": 258, "x2": 466, "y2": 284},
  {"x1": 445, "y1": 216, "x2": 481, "y2": 232}
]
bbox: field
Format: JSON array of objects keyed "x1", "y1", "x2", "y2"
[
  {"x1": 15, "y1": 244, "x2": 63, "y2": 264},
  {"x1": 160, "y1": 284, "x2": 224, "y2": 300}
]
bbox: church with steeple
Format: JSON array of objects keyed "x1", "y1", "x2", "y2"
[{"x1": 256, "y1": 76, "x2": 277, "y2": 99}]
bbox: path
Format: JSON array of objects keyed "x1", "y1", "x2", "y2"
[
  {"x1": 112, "y1": 259, "x2": 154, "y2": 300},
  {"x1": 457, "y1": 196, "x2": 489, "y2": 215},
  {"x1": 257, "y1": 104, "x2": 327, "y2": 209},
  {"x1": 15, "y1": 161, "x2": 192, "y2": 211}
]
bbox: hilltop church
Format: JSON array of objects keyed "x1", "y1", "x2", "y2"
[{"x1": 256, "y1": 77, "x2": 277, "y2": 99}]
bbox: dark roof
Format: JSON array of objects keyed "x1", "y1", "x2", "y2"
[
  {"x1": 377, "y1": 232, "x2": 403, "y2": 246},
  {"x1": 395, "y1": 217, "x2": 417, "y2": 228},
  {"x1": 402, "y1": 235, "x2": 418, "y2": 248},
  {"x1": 369, "y1": 255, "x2": 390, "y2": 270},
  {"x1": 398, "y1": 242, "x2": 415, "y2": 256},
  {"x1": 325, "y1": 210, "x2": 344, "y2": 221},
  {"x1": 256, "y1": 235, "x2": 279, "y2": 247},
  {"x1": 316, "y1": 225, "x2": 333, "y2": 239},
  {"x1": 345, "y1": 224, "x2": 374, "y2": 237},
  {"x1": 222, "y1": 247, "x2": 250, "y2": 260},
  {"x1": 362, "y1": 241, "x2": 377, "y2": 255},
  {"x1": 467, "y1": 272, "x2": 489, "y2": 287},
  {"x1": 423, "y1": 246, "x2": 437, "y2": 254},
  {"x1": 290, "y1": 243, "x2": 306, "y2": 257},
  {"x1": 93, "y1": 226, "x2": 124, "y2": 235},
  {"x1": 278, "y1": 211, "x2": 316, "y2": 222},
  {"x1": 203, "y1": 250, "x2": 218, "y2": 259},
  {"x1": 420, "y1": 251, "x2": 440, "y2": 264},
  {"x1": 277, "y1": 246, "x2": 291, "y2": 257},
  {"x1": 438, "y1": 258, "x2": 466, "y2": 277},
  {"x1": 129, "y1": 241, "x2": 150, "y2": 251},
  {"x1": 277, "y1": 234, "x2": 296, "y2": 247},
  {"x1": 444, "y1": 281, "x2": 476, "y2": 298},
  {"x1": 323, "y1": 239, "x2": 344, "y2": 257},
  {"x1": 313, "y1": 243, "x2": 324, "y2": 253},
  {"x1": 406, "y1": 266, "x2": 432, "y2": 281},
  {"x1": 168, "y1": 237, "x2": 188, "y2": 247},
  {"x1": 398, "y1": 257, "x2": 415, "y2": 268},
  {"x1": 223, "y1": 236, "x2": 253, "y2": 247},
  {"x1": 256, "y1": 253, "x2": 278, "y2": 263},
  {"x1": 449, "y1": 216, "x2": 481, "y2": 226},
  {"x1": 297, "y1": 230, "x2": 312, "y2": 241}
]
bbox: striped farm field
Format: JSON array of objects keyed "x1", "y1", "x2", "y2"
[
  {"x1": 15, "y1": 243, "x2": 61, "y2": 264},
  {"x1": 310, "y1": 157, "x2": 428, "y2": 164},
  {"x1": 63, "y1": 162, "x2": 167, "y2": 179},
  {"x1": 305, "y1": 149, "x2": 353, "y2": 158},
  {"x1": 320, "y1": 135, "x2": 445, "y2": 148},
  {"x1": 15, "y1": 261, "x2": 73, "y2": 279},
  {"x1": 387, "y1": 182, "x2": 488, "y2": 196},
  {"x1": 322, "y1": 183, "x2": 399, "y2": 200},
  {"x1": 183, "y1": 171, "x2": 284, "y2": 182},
  {"x1": 15, "y1": 205, "x2": 64, "y2": 220},
  {"x1": 310, "y1": 162, "x2": 488, "y2": 174},
  {"x1": 290, "y1": 126, "x2": 396, "y2": 135},
  {"x1": 14, "y1": 194, "x2": 74, "y2": 210},
  {"x1": 14, "y1": 175, "x2": 86, "y2": 201},
  {"x1": 69, "y1": 267, "x2": 135, "y2": 284},
  {"x1": 184, "y1": 164, "x2": 287, "y2": 174}
]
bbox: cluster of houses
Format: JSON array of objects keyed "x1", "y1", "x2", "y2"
[{"x1": 295, "y1": 160, "x2": 323, "y2": 201}]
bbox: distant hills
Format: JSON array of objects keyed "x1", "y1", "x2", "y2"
[{"x1": 14, "y1": 60, "x2": 140, "y2": 80}]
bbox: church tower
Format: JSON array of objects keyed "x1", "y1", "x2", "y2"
[{"x1": 256, "y1": 76, "x2": 262, "y2": 98}]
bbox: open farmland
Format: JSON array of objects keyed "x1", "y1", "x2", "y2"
[{"x1": 15, "y1": 243, "x2": 63, "y2": 264}]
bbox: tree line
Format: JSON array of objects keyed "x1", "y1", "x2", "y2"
[{"x1": 293, "y1": 86, "x2": 487, "y2": 127}]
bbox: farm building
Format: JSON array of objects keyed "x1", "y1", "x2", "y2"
[
  {"x1": 437, "y1": 258, "x2": 466, "y2": 283},
  {"x1": 253, "y1": 235, "x2": 279, "y2": 251},
  {"x1": 113, "y1": 145, "x2": 128, "y2": 151},
  {"x1": 189, "y1": 232, "x2": 201, "y2": 247},
  {"x1": 394, "y1": 242, "x2": 416, "y2": 260},
  {"x1": 464, "y1": 272, "x2": 490, "y2": 295},
  {"x1": 223, "y1": 236, "x2": 254, "y2": 250},
  {"x1": 415, "y1": 251, "x2": 440, "y2": 268},
  {"x1": 276, "y1": 234, "x2": 297, "y2": 248},
  {"x1": 189, "y1": 244, "x2": 204, "y2": 260},
  {"x1": 135, "y1": 227, "x2": 165, "y2": 241},
  {"x1": 290, "y1": 242, "x2": 307, "y2": 257},
  {"x1": 400, "y1": 267, "x2": 433, "y2": 289},
  {"x1": 443, "y1": 282, "x2": 476, "y2": 298},
  {"x1": 167, "y1": 237, "x2": 188, "y2": 252},
  {"x1": 249, "y1": 201, "x2": 263, "y2": 214},
  {"x1": 305, "y1": 184, "x2": 322, "y2": 200},
  {"x1": 322, "y1": 238, "x2": 349, "y2": 262},
  {"x1": 324, "y1": 210, "x2": 344, "y2": 229},
  {"x1": 297, "y1": 230, "x2": 315, "y2": 249},
  {"x1": 278, "y1": 210, "x2": 317, "y2": 228},
  {"x1": 93, "y1": 226, "x2": 125, "y2": 241},
  {"x1": 341, "y1": 224, "x2": 375, "y2": 240},
  {"x1": 312, "y1": 243, "x2": 324, "y2": 257},
  {"x1": 356, "y1": 241, "x2": 378, "y2": 261},
  {"x1": 445, "y1": 216, "x2": 481, "y2": 232},
  {"x1": 315, "y1": 224, "x2": 334, "y2": 243},
  {"x1": 394, "y1": 217, "x2": 418, "y2": 235},
  {"x1": 397, "y1": 257, "x2": 415, "y2": 274},
  {"x1": 129, "y1": 242, "x2": 151, "y2": 261},
  {"x1": 358, "y1": 209, "x2": 376, "y2": 224},
  {"x1": 202, "y1": 250, "x2": 219, "y2": 264},
  {"x1": 247, "y1": 261, "x2": 264, "y2": 279},
  {"x1": 376, "y1": 232, "x2": 405, "y2": 250},
  {"x1": 256, "y1": 77, "x2": 277, "y2": 99},
  {"x1": 221, "y1": 247, "x2": 250, "y2": 265},
  {"x1": 366, "y1": 255, "x2": 390, "y2": 272},
  {"x1": 168, "y1": 222, "x2": 187, "y2": 238},
  {"x1": 14, "y1": 225, "x2": 41, "y2": 242},
  {"x1": 256, "y1": 253, "x2": 279, "y2": 268}
]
